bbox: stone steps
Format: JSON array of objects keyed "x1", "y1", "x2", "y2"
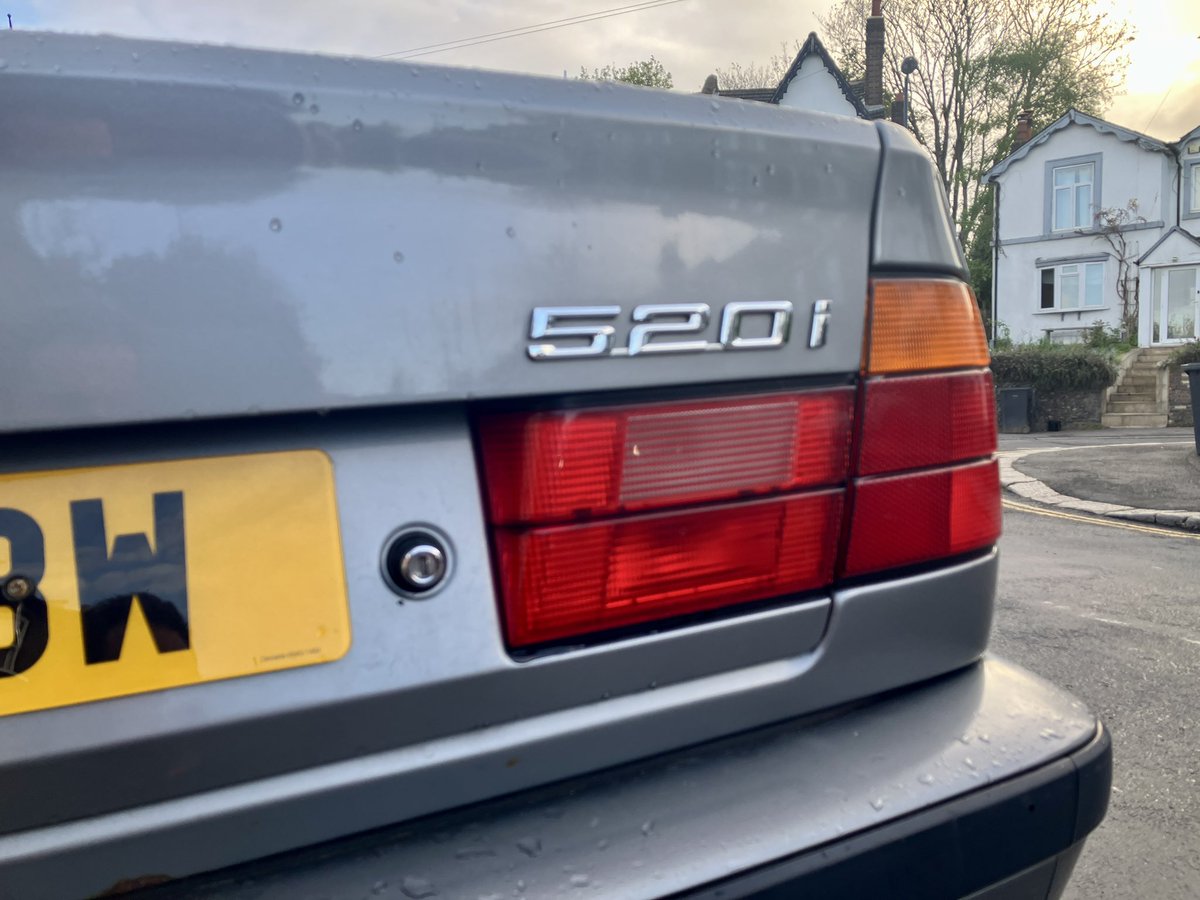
[
  {"x1": 1101, "y1": 411, "x2": 1169, "y2": 427},
  {"x1": 1102, "y1": 348, "x2": 1168, "y2": 424},
  {"x1": 1106, "y1": 399, "x2": 1160, "y2": 413}
]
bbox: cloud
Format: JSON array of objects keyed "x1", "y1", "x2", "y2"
[{"x1": 24, "y1": 0, "x2": 828, "y2": 92}]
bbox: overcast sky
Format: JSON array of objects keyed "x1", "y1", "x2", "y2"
[{"x1": 6, "y1": 0, "x2": 1199, "y2": 141}]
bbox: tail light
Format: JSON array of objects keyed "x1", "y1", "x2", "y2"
[
  {"x1": 478, "y1": 390, "x2": 853, "y2": 647},
  {"x1": 476, "y1": 278, "x2": 998, "y2": 649}
]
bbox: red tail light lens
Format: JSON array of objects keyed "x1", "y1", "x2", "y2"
[
  {"x1": 858, "y1": 371, "x2": 996, "y2": 476},
  {"x1": 842, "y1": 460, "x2": 1000, "y2": 577},
  {"x1": 478, "y1": 390, "x2": 853, "y2": 525},
  {"x1": 497, "y1": 492, "x2": 843, "y2": 646}
]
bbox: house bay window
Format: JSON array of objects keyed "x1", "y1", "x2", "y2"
[
  {"x1": 1039, "y1": 262, "x2": 1104, "y2": 310},
  {"x1": 1052, "y1": 163, "x2": 1095, "y2": 230},
  {"x1": 1191, "y1": 163, "x2": 1200, "y2": 214}
]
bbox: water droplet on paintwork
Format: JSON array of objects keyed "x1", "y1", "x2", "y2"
[
  {"x1": 393, "y1": 251, "x2": 405, "y2": 263},
  {"x1": 766, "y1": 164, "x2": 776, "y2": 175},
  {"x1": 309, "y1": 103, "x2": 320, "y2": 114},
  {"x1": 505, "y1": 226, "x2": 516, "y2": 238},
  {"x1": 918, "y1": 773, "x2": 935, "y2": 785},
  {"x1": 516, "y1": 837, "x2": 541, "y2": 857},
  {"x1": 870, "y1": 797, "x2": 885, "y2": 811},
  {"x1": 292, "y1": 92, "x2": 305, "y2": 106},
  {"x1": 269, "y1": 218, "x2": 282, "y2": 232},
  {"x1": 569, "y1": 874, "x2": 590, "y2": 887},
  {"x1": 964, "y1": 757, "x2": 977, "y2": 770},
  {"x1": 641, "y1": 820, "x2": 654, "y2": 835}
]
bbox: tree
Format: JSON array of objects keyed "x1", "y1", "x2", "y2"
[
  {"x1": 1092, "y1": 201, "x2": 1146, "y2": 341},
  {"x1": 816, "y1": 0, "x2": 1131, "y2": 253},
  {"x1": 579, "y1": 55, "x2": 673, "y2": 88},
  {"x1": 713, "y1": 41, "x2": 802, "y2": 90}
]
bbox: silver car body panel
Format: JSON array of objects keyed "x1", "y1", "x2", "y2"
[
  {"x1": 1, "y1": 31, "x2": 879, "y2": 433},
  {"x1": 0, "y1": 657, "x2": 1095, "y2": 899}
]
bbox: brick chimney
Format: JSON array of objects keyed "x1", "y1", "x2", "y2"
[
  {"x1": 865, "y1": 0, "x2": 885, "y2": 109},
  {"x1": 1014, "y1": 109, "x2": 1033, "y2": 148},
  {"x1": 701, "y1": 74, "x2": 718, "y2": 95},
  {"x1": 890, "y1": 91, "x2": 905, "y2": 126}
]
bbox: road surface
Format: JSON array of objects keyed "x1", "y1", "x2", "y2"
[{"x1": 993, "y1": 500, "x2": 1200, "y2": 899}]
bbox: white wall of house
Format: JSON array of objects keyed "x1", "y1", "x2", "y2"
[
  {"x1": 777, "y1": 56, "x2": 859, "y2": 117},
  {"x1": 990, "y1": 125, "x2": 1173, "y2": 345}
]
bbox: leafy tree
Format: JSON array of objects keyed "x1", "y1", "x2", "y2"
[
  {"x1": 816, "y1": 0, "x2": 1131, "y2": 255},
  {"x1": 579, "y1": 55, "x2": 673, "y2": 88}
]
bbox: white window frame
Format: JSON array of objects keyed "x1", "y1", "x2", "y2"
[
  {"x1": 1038, "y1": 261, "x2": 1106, "y2": 311},
  {"x1": 1191, "y1": 162, "x2": 1200, "y2": 214},
  {"x1": 1051, "y1": 164, "x2": 1095, "y2": 231},
  {"x1": 1043, "y1": 153, "x2": 1102, "y2": 235}
]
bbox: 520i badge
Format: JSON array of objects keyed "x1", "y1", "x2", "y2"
[{"x1": 527, "y1": 300, "x2": 832, "y2": 360}]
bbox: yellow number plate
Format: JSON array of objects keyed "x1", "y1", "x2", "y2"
[{"x1": 0, "y1": 450, "x2": 350, "y2": 718}]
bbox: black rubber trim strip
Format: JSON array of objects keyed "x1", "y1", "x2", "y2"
[{"x1": 675, "y1": 722, "x2": 1111, "y2": 900}]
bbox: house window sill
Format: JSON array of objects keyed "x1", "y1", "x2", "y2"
[{"x1": 1033, "y1": 307, "x2": 1110, "y2": 315}]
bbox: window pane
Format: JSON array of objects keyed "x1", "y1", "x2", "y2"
[
  {"x1": 1167, "y1": 268, "x2": 1197, "y2": 340},
  {"x1": 1076, "y1": 184, "x2": 1092, "y2": 228},
  {"x1": 1084, "y1": 263, "x2": 1104, "y2": 306},
  {"x1": 1054, "y1": 188, "x2": 1071, "y2": 229},
  {"x1": 1041, "y1": 269, "x2": 1055, "y2": 309},
  {"x1": 1053, "y1": 166, "x2": 1074, "y2": 187},
  {"x1": 1192, "y1": 164, "x2": 1200, "y2": 212},
  {"x1": 1060, "y1": 270, "x2": 1080, "y2": 308}
]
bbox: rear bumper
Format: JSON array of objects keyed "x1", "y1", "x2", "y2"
[{"x1": 126, "y1": 658, "x2": 1108, "y2": 900}]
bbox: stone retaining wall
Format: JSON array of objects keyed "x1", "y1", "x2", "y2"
[
  {"x1": 1168, "y1": 366, "x2": 1195, "y2": 428},
  {"x1": 995, "y1": 386, "x2": 1105, "y2": 432}
]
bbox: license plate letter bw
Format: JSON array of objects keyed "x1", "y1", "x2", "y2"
[{"x1": 70, "y1": 491, "x2": 191, "y2": 664}]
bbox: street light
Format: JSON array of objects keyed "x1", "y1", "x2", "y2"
[{"x1": 901, "y1": 56, "x2": 919, "y2": 129}]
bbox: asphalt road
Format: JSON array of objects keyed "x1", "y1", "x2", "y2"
[{"x1": 992, "y1": 500, "x2": 1200, "y2": 899}]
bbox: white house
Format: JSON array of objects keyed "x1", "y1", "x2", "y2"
[
  {"x1": 982, "y1": 109, "x2": 1200, "y2": 348},
  {"x1": 701, "y1": 1, "x2": 905, "y2": 125}
]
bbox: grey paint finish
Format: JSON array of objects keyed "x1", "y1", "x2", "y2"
[
  {"x1": 0, "y1": 521, "x2": 998, "y2": 894},
  {"x1": 0, "y1": 409, "x2": 832, "y2": 834},
  {"x1": 872, "y1": 121, "x2": 968, "y2": 277},
  {"x1": 1043, "y1": 153, "x2": 1103, "y2": 236},
  {"x1": 0, "y1": 32, "x2": 879, "y2": 433},
  {"x1": 0, "y1": 656, "x2": 1093, "y2": 899}
]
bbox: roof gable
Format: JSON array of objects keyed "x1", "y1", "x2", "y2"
[
  {"x1": 982, "y1": 109, "x2": 1172, "y2": 183},
  {"x1": 1138, "y1": 226, "x2": 1200, "y2": 266},
  {"x1": 771, "y1": 32, "x2": 871, "y2": 117}
]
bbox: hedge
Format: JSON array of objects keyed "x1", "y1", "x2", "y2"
[
  {"x1": 990, "y1": 344, "x2": 1117, "y2": 392},
  {"x1": 1167, "y1": 341, "x2": 1200, "y2": 366}
]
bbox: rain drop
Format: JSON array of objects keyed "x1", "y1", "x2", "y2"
[
  {"x1": 505, "y1": 226, "x2": 516, "y2": 238},
  {"x1": 710, "y1": 101, "x2": 720, "y2": 112},
  {"x1": 474, "y1": 80, "x2": 482, "y2": 90},
  {"x1": 979, "y1": 734, "x2": 992, "y2": 744},
  {"x1": 353, "y1": 119, "x2": 364, "y2": 131},
  {"x1": 400, "y1": 877, "x2": 436, "y2": 899},
  {"x1": 825, "y1": 163, "x2": 834, "y2": 174},
  {"x1": 1040, "y1": 728, "x2": 1062, "y2": 741},
  {"x1": 551, "y1": 130, "x2": 560, "y2": 142},
  {"x1": 752, "y1": 175, "x2": 760, "y2": 187},
  {"x1": 711, "y1": 149, "x2": 721, "y2": 159},
  {"x1": 130, "y1": 51, "x2": 140, "y2": 62},
  {"x1": 310, "y1": 103, "x2": 320, "y2": 114},
  {"x1": 269, "y1": 218, "x2": 283, "y2": 232},
  {"x1": 918, "y1": 773, "x2": 935, "y2": 785},
  {"x1": 589, "y1": 817, "x2": 600, "y2": 829},
  {"x1": 964, "y1": 757, "x2": 977, "y2": 770},
  {"x1": 766, "y1": 164, "x2": 776, "y2": 175},
  {"x1": 641, "y1": 820, "x2": 654, "y2": 836},
  {"x1": 870, "y1": 798, "x2": 885, "y2": 811},
  {"x1": 393, "y1": 251, "x2": 405, "y2": 263},
  {"x1": 292, "y1": 92, "x2": 305, "y2": 106},
  {"x1": 570, "y1": 874, "x2": 590, "y2": 888},
  {"x1": 597, "y1": 838, "x2": 609, "y2": 849},
  {"x1": 958, "y1": 734, "x2": 971, "y2": 745},
  {"x1": 372, "y1": 881, "x2": 388, "y2": 895},
  {"x1": 516, "y1": 836, "x2": 541, "y2": 857}
]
